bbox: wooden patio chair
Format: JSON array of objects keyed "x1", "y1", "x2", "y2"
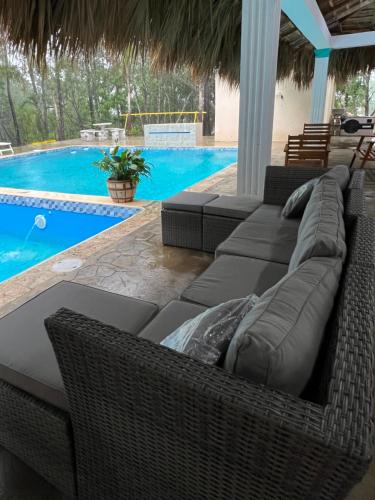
[
  {"x1": 351, "y1": 138, "x2": 375, "y2": 169},
  {"x1": 284, "y1": 134, "x2": 330, "y2": 167},
  {"x1": 303, "y1": 123, "x2": 331, "y2": 141}
]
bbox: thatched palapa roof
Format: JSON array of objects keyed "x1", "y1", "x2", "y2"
[{"x1": 0, "y1": 0, "x2": 374, "y2": 86}]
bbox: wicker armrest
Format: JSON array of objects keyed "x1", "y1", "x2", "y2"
[
  {"x1": 349, "y1": 169, "x2": 366, "y2": 189},
  {"x1": 45, "y1": 301, "x2": 373, "y2": 499},
  {"x1": 263, "y1": 165, "x2": 327, "y2": 205}
]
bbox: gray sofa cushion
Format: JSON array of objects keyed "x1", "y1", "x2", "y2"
[
  {"x1": 161, "y1": 295, "x2": 258, "y2": 365},
  {"x1": 0, "y1": 281, "x2": 159, "y2": 411},
  {"x1": 162, "y1": 191, "x2": 218, "y2": 213},
  {"x1": 246, "y1": 204, "x2": 302, "y2": 228},
  {"x1": 203, "y1": 195, "x2": 261, "y2": 219},
  {"x1": 139, "y1": 300, "x2": 207, "y2": 344},
  {"x1": 321, "y1": 165, "x2": 350, "y2": 191},
  {"x1": 224, "y1": 257, "x2": 342, "y2": 396},
  {"x1": 181, "y1": 255, "x2": 288, "y2": 307},
  {"x1": 289, "y1": 179, "x2": 346, "y2": 271},
  {"x1": 216, "y1": 220, "x2": 299, "y2": 265},
  {"x1": 282, "y1": 178, "x2": 319, "y2": 218}
]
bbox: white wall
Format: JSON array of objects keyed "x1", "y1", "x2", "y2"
[
  {"x1": 272, "y1": 80, "x2": 311, "y2": 140},
  {"x1": 214, "y1": 78, "x2": 240, "y2": 142},
  {"x1": 214, "y1": 75, "x2": 335, "y2": 142}
]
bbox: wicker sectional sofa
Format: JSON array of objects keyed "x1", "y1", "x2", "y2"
[{"x1": 0, "y1": 166, "x2": 373, "y2": 500}]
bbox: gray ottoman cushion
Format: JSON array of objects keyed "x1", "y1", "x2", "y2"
[
  {"x1": 216, "y1": 221, "x2": 298, "y2": 264},
  {"x1": 321, "y1": 165, "x2": 350, "y2": 191},
  {"x1": 203, "y1": 195, "x2": 261, "y2": 219},
  {"x1": 0, "y1": 281, "x2": 158, "y2": 411},
  {"x1": 139, "y1": 300, "x2": 207, "y2": 344},
  {"x1": 162, "y1": 191, "x2": 218, "y2": 213},
  {"x1": 225, "y1": 257, "x2": 342, "y2": 396},
  {"x1": 181, "y1": 255, "x2": 288, "y2": 307},
  {"x1": 289, "y1": 179, "x2": 346, "y2": 271}
]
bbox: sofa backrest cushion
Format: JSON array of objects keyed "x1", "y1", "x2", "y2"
[
  {"x1": 224, "y1": 257, "x2": 342, "y2": 396},
  {"x1": 320, "y1": 165, "x2": 350, "y2": 191},
  {"x1": 288, "y1": 178, "x2": 346, "y2": 271}
]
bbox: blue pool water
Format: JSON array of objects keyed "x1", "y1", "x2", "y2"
[
  {"x1": 0, "y1": 147, "x2": 237, "y2": 200},
  {"x1": 0, "y1": 201, "x2": 137, "y2": 283}
]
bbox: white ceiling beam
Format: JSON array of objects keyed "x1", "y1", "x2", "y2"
[
  {"x1": 281, "y1": 0, "x2": 331, "y2": 49},
  {"x1": 331, "y1": 31, "x2": 375, "y2": 49},
  {"x1": 281, "y1": 0, "x2": 375, "y2": 51}
]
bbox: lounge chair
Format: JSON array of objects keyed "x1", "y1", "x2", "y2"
[{"x1": 0, "y1": 142, "x2": 14, "y2": 155}]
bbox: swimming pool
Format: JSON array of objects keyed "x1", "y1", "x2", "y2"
[
  {"x1": 0, "y1": 147, "x2": 237, "y2": 200},
  {"x1": 0, "y1": 195, "x2": 139, "y2": 283}
]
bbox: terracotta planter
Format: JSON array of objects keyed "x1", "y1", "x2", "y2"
[{"x1": 107, "y1": 178, "x2": 137, "y2": 203}]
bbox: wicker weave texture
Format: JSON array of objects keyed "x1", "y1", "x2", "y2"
[
  {"x1": 0, "y1": 381, "x2": 76, "y2": 498},
  {"x1": 46, "y1": 211, "x2": 375, "y2": 500},
  {"x1": 345, "y1": 188, "x2": 367, "y2": 219},
  {"x1": 263, "y1": 166, "x2": 327, "y2": 205},
  {"x1": 202, "y1": 215, "x2": 241, "y2": 253},
  {"x1": 161, "y1": 210, "x2": 202, "y2": 250},
  {"x1": 348, "y1": 169, "x2": 366, "y2": 190},
  {"x1": 347, "y1": 216, "x2": 375, "y2": 266}
]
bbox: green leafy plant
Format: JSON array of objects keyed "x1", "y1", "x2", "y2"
[{"x1": 93, "y1": 146, "x2": 151, "y2": 184}]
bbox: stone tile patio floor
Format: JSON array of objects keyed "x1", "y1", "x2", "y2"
[{"x1": 0, "y1": 141, "x2": 374, "y2": 498}]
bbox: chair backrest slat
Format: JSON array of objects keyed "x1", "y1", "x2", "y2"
[{"x1": 285, "y1": 133, "x2": 330, "y2": 167}]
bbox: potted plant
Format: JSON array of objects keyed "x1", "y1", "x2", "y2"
[{"x1": 93, "y1": 146, "x2": 151, "y2": 203}]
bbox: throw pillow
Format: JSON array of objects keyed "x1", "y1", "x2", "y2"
[
  {"x1": 161, "y1": 294, "x2": 258, "y2": 365},
  {"x1": 282, "y1": 178, "x2": 318, "y2": 218}
]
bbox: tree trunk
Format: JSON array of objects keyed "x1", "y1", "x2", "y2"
[
  {"x1": 27, "y1": 60, "x2": 46, "y2": 139},
  {"x1": 85, "y1": 59, "x2": 96, "y2": 124},
  {"x1": 54, "y1": 59, "x2": 65, "y2": 141},
  {"x1": 71, "y1": 89, "x2": 84, "y2": 129},
  {"x1": 4, "y1": 50, "x2": 22, "y2": 146},
  {"x1": 122, "y1": 57, "x2": 133, "y2": 133},
  {"x1": 198, "y1": 79, "x2": 211, "y2": 136},
  {"x1": 40, "y1": 73, "x2": 49, "y2": 138},
  {"x1": 364, "y1": 72, "x2": 371, "y2": 116}
]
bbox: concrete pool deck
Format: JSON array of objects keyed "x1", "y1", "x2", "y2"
[{"x1": 0, "y1": 140, "x2": 374, "y2": 499}]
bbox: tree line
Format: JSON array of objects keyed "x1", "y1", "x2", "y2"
[
  {"x1": 335, "y1": 71, "x2": 375, "y2": 116},
  {"x1": 0, "y1": 45, "x2": 214, "y2": 146}
]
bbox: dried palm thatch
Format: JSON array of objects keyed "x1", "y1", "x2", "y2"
[
  {"x1": 0, "y1": 0, "x2": 374, "y2": 86},
  {"x1": 0, "y1": 0, "x2": 242, "y2": 81}
]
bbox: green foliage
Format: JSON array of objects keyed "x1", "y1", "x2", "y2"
[
  {"x1": 93, "y1": 147, "x2": 151, "y2": 183},
  {"x1": 335, "y1": 71, "x2": 375, "y2": 116},
  {"x1": 0, "y1": 44, "x2": 215, "y2": 146}
]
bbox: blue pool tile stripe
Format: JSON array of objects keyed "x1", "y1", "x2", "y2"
[
  {"x1": 0, "y1": 194, "x2": 140, "y2": 219},
  {"x1": 0, "y1": 145, "x2": 238, "y2": 164}
]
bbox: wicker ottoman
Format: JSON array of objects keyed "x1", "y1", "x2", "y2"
[
  {"x1": 162, "y1": 191, "x2": 218, "y2": 250},
  {"x1": 203, "y1": 195, "x2": 261, "y2": 252}
]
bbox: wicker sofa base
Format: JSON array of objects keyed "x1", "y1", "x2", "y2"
[
  {"x1": 202, "y1": 215, "x2": 242, "y2": 253},
  {"x1": 0, "y1": 381, "x2": 75, "y2": 498},
  {"x1": 162, "y1": 209, "x2": 203, "y2": 250}
]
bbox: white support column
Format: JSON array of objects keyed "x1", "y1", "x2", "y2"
[
  {"x1": 310, "y1": 49, "x2": 331, "y2": 123},
  {"x1": 237, "y1": 0, "x2": 281, "y2": 197}
]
